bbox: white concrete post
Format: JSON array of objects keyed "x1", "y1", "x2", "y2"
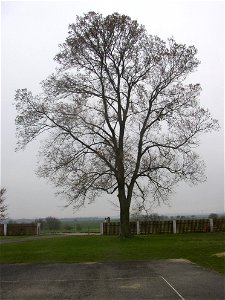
[
  {"x1": 209, "y1": 218, "x2": 214, "y2": 232},
  {"x1": 37, "y1": 223, "x2": 41, "y2": 235},
  {"x1": 100, "y1": 223, "x2": 104, "y2": 235},
  {"x1": 3, "y1": 223, "x2": 7, "y2": 236},
  {"x1": 173, "y1": 220, "x2": 177, "y2": 234},
  {"x1": 137, "y1": 221, "x2": 140, "y2": 235}
]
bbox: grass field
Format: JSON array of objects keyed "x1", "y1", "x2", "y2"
[{"x1": 0, "y1": 233, "x2": 224, "y2": 274}]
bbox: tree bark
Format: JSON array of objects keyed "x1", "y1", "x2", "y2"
[{"x1": 118, "y1": 188, "x2": 131, "y2": 238}]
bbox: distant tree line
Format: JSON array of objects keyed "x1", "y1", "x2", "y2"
[
  {"x1": 131, "y1": 213, "x2": 222, "y2": 221},
  {"x1": 208, "y1": 213, "x2": 219, "y2": 219},
  {"x1": 35, "y1": 217, "x2": 62, "y2": 231}
]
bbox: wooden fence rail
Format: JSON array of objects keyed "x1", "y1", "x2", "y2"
[
  {"x1": 140, "y1": 221, "x2": 173, "y2": 234},
  {"x1": 102, "y1": 218, "x2": 225, "y2": 235},
  {"x1": 0, "y1": 224, "x2": 4, "y2": 236},
  {"x1": 213, "y1": 218, "x2": 225, "y2": 232},
  {"x1": 176, "y1": 219, "x2": 210, "y2": 233},
  {"x1": 0, "y1": 223, "x2": 40, "y2": 236}
]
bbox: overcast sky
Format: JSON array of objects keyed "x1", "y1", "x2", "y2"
[{"x1": 1, "y1": 0, "x2": 224, "y2": 219}]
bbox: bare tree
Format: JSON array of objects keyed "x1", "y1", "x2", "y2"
[
  {"x1": 208, "y1": 213, "x2": 218, "y2": 219},
  {"x1": 15, "y1": 12, "x2": 219, "y2": 237},
  {"x1": 0, "y1": 188, "x2": 8, "y2": 221},
  {"x1": 45, "y1": 216, "x2": 62, "y2": 231}
]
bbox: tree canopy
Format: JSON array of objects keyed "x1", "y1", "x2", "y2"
[{"x1": 15, "y1": 12, "x2": 219, "y2": 237}]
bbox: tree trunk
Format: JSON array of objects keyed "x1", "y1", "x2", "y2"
[
  {"x1": 120, "y1": 203, "x2": 130, "y2": 238},
  {"x1": 116, "y1": 144, "x2": 131, "y2": 238},
  {"x1": 118, "y1": 189, "x2": 131, "y2": 238}
]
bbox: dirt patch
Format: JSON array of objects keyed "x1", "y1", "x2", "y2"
[
  {"x1": 212, "y1": 252, "x2": 225, "y2": 257},
  {"x1": 168, "y1": 258, "x2": 192, "y2": 263},
  {"x1": 120, "y1": 283, "x2": 142, "y2": 289}
]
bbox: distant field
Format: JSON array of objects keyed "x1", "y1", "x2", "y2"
[
  {"x1": 41, "y1": 219, "x2": 106, "y2": 234},
  {"x1": 0, "y1": 233, "x2": 224, "y2": 274},
  {"x1": 64, "y1": 220, "x2": 103, "y2": 233}
]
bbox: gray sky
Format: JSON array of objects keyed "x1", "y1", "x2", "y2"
[{"x1": 1, "y1": 0, "x2": 224, "y2": 219}]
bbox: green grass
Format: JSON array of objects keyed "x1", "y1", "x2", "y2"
[
  {"x1": 0, "y1": 236, "x2": 26, "y2": 240},
  {"x1": 0, "y1": 233, "x2": 224, "y2": 274}
]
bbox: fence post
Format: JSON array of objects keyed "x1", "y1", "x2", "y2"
[
  {"x1": 173, "y1": 219, "x2": 177, "y2": 234},
  {"x1": 3, "y1": 223, "x2": 7, "y2": 236},
  {"x1": 137, "y1": 221, "x2": 140, "y2": 235},
  {"x1": 209, "y1": 218, "x2": 214, "y2": 232},
  {"x1": 100, "y1": 223, "x2": 104, "y2": 235},
  {"x1": 37, "y1": 223, "x2": 41, "y2": 235}
]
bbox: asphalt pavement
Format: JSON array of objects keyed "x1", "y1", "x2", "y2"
[{"x1": 0, "y1": 260, "x2": 224, "y2": 299}]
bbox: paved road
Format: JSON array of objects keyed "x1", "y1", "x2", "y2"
[{"x1": 0, "y1": 260, "x2": 224, "y2": 299}]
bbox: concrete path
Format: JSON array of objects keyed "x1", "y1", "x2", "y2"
[{"x1": 0, "y1": 260, "x2": 224, "y2": 299}]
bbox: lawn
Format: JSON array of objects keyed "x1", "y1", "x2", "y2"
[
  {"x1": 0, "y1": 236, "x2": 26, "y2": 239},
  {"x1": 0, "y1": 233, "x2": 224, "y2": 274}
]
